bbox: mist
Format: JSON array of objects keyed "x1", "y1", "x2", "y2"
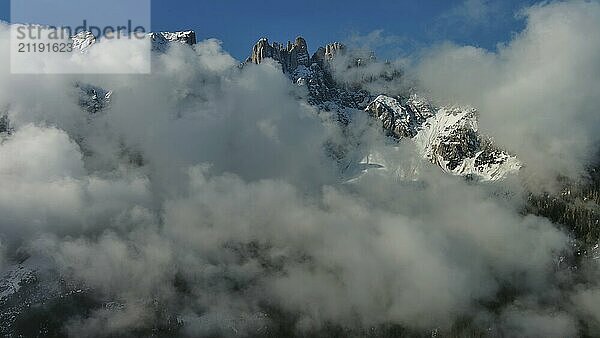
[
  {"x1": 1, "y1": 2, "x2": 600, "y2": 336},
  {"x1": 414, "y1": 0, "x2": 600, "y2": 187}
]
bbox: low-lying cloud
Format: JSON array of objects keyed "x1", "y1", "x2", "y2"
[
  {"x1": 0, "y1": 2, "x2": 600, "y2": 336},
  {"x1": 415, "y1": 0, "x2": 600, "y2": 186}
]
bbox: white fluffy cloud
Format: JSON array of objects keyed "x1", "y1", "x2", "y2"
[
  {"x1": 0, "y1": 2, "x2": 599, "y2": 335},
  {"x1": 415, "y1": 1, "x2": 600, "y2": 185}
]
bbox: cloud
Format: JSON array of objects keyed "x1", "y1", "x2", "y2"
[
  {"x1": 0, "y1": 125, "x2": 154, "y2": 250},
  {"x1": 499, "y1": 307, "x2": 578, "y2": 338},
  {"x1": 442, "y1": 0, "x2": 496, "y2": 24},
  {"x1": 343, "y1": 30, "x2": 407, "y2": 59},
  {"x1": 415, "y1": 0, "x2": 600, "y2": 186},
  {"x1": 0, "y1": 5, "x2": 598, "y2": 335}
]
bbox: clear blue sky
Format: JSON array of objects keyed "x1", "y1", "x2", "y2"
[{"x1": 0, "y1": 0, "x2": 538, "y2": 60}]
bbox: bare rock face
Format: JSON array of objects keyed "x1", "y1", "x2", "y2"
[
  {"x1": 366, "y1": 95, "x2": 433, "y2": 138},
  {"x1": 290, "y1": 36, "x2": 310, "y2": 69},
  {"x1": 0, "y1": 115, "x2": 10, "y2": 135},
  {"x1": 148, "y1": 31, "x2": 197, "y2": 52},
  {"x1": 248, "y1": 36, "x2": 345, "y2": 73},
  {"x1": 76, "y1": 83, "x2": 113, "y2": 115},
  {"x1": 249, "y1": 38, "x2": 272, "y2": 65},
  {"x1": 71, "y1": 31, "x2": 97, "y2": 52},
  {"x1": 246, "y1": 37, "x2": 370, "y2": 114},
  {"x1": 71, "y1": 30, "x2": 196, "y2": 53},
  {"x1": 312, "y1": 42, "x2": 345, "y2": 67},
  {"x1": 247, "y1": 36, "x2": 310, "y2": 73},
  {"x1": 364, "y1": 95, "x2": 520, "y2": 180},
  {"x1": 157, "y1": 31, "x2": 197, "y2": 45}
]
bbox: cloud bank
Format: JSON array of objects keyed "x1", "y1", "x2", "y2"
[
  {"x1": 415, "y1": 0, "x2": 600, "y2": 185},
  {"x1": 0, "y1": 2, "x2": 600, "y2": 336}
]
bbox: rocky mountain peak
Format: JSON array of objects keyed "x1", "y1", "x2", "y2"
[
  {"x1": 247, "y1": 36, "x2": 311, "y2": 73},
  {"x1": 293, "y1": 36, "x2": 308, "y2": 51},
  {"x1": 312, "y1": 42, "x2": 345, "y2": 67},
  {"x1": 248, "y1": 36, "x2": 349, "y2": 72},
  {"x1": 71, "y1": 30, "x2": 197, "y2": 53},
  {"x1": 71, "y1": 31, "x2": 97, "y2": 52},
  {"x1": 147, "y1": 31, "x2": 197, "y2": 52}
]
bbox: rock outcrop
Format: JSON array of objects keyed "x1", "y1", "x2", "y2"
[
  {"x1": 366, "y1": 95, "x2": 433, "y2": 138},
  {"x1": 247, "y1": 37, "x2": 371, "y2": 119},
  {"x1": 312, "y1": 42, "x2": 345, "y2": 67},
  {"x1": 71, "y1": 30, "x2": 197, "y2": 53},
  {"x1": 365, "y1": 95, "x2": 520, "y2": 180},
  {"x1": 247, "y1": 37, "x2": 348, "y2": 72},
  {"x1": 245, "y1": 36, "x2": 518, "y2": 181},
  {"x1": 76, "y1": 83, "x2": 113, "y2": 114},
  {"x1": 157, "y1": 31, "x2": 197, "y2": 45},
  {"x1": 0, "y1": 114, "x2": 10, "y2": 135},
  {"x1": 148, "y1": 31, "x2": 197, "y2": 52},
  {"x1": 247, "y1": 36, "x2": 310, "y2": 73},
  {"x1": 71, "y1": 31, "x2": 97, "y2": 52}
]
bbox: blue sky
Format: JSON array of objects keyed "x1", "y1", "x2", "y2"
[{"x1": 1, "y1": 0, "x2": 538, "y2": 60}]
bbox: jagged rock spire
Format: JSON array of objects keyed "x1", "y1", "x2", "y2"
[
  {"x1": 247, "y1": 36, "x2": 311, "y2": 73},
  {"x1": 312, "y1": 42, "x2": 345, "y2": 67},
  {"x1": 246, "y1": 36, "x2": 350, "y2": 74}
]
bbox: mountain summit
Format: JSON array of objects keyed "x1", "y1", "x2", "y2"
[
  {"x1": 245, "y1": 35, "x2": 520, "y2": 181},
  {"x1": 247, "y1": 36, "x2": 311, "y2": 73}
]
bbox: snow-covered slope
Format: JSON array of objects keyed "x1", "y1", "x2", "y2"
[
  {"x1": 366, "y1": 95, "x2": 434, "y2": 138},
  {"x1": 363, "y1": 95, "x2": 519, "y2": 180},
  {"x1": 413, "y1": 103, "x2": 521, "y2": 180},
  {"x1": 246, "y1": 36, "x2": 520, "y2": 181},
  {"x1": 148, "y1": 30, "x2": 197, "y2": 52},
  {"x1": 71, "y1": 31, "x2": 97, "y2": 52},
  {"x1": 71, "y1": 30, "x2": 197, "y2": 53}
]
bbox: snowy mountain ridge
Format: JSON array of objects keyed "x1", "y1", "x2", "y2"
[
  {"x1": 67, "y1": 32, "x2": 520, "y2": 181},
  {"x1": 71, "y1": 30, "x2": 197, "y2": 52},
  {"x1": 365, "y1": 95, "x2": 520, "y2": 180},
  {"x1": 246, "y1": 36, "x2": 520, "y2": 181}
]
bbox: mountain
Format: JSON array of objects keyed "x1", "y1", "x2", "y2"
[
  {"x1": 72, "y1": 30, "x2": 196, "y2": 114},
  {"x1": 71, "y1": 31, "x2": 97, "y2": 52},
  {"x1": 2, "y1": 31, "x2": 597, "y2": 337},
  {"x1": 247, "y1": 37, "x2": 310, "y2": 73},
  {"x1": 71, "y1": 30, "x2": 197, "y2": 53},
  {"x1": 246, "y1": 36, "x2": 520, "y2": 181},
  {"x1": 148, "y1": 31, "x2": 197, "y2": 52},
  {"x1": 71, "y1": 32, "x2": 519, "y2": 183}
]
